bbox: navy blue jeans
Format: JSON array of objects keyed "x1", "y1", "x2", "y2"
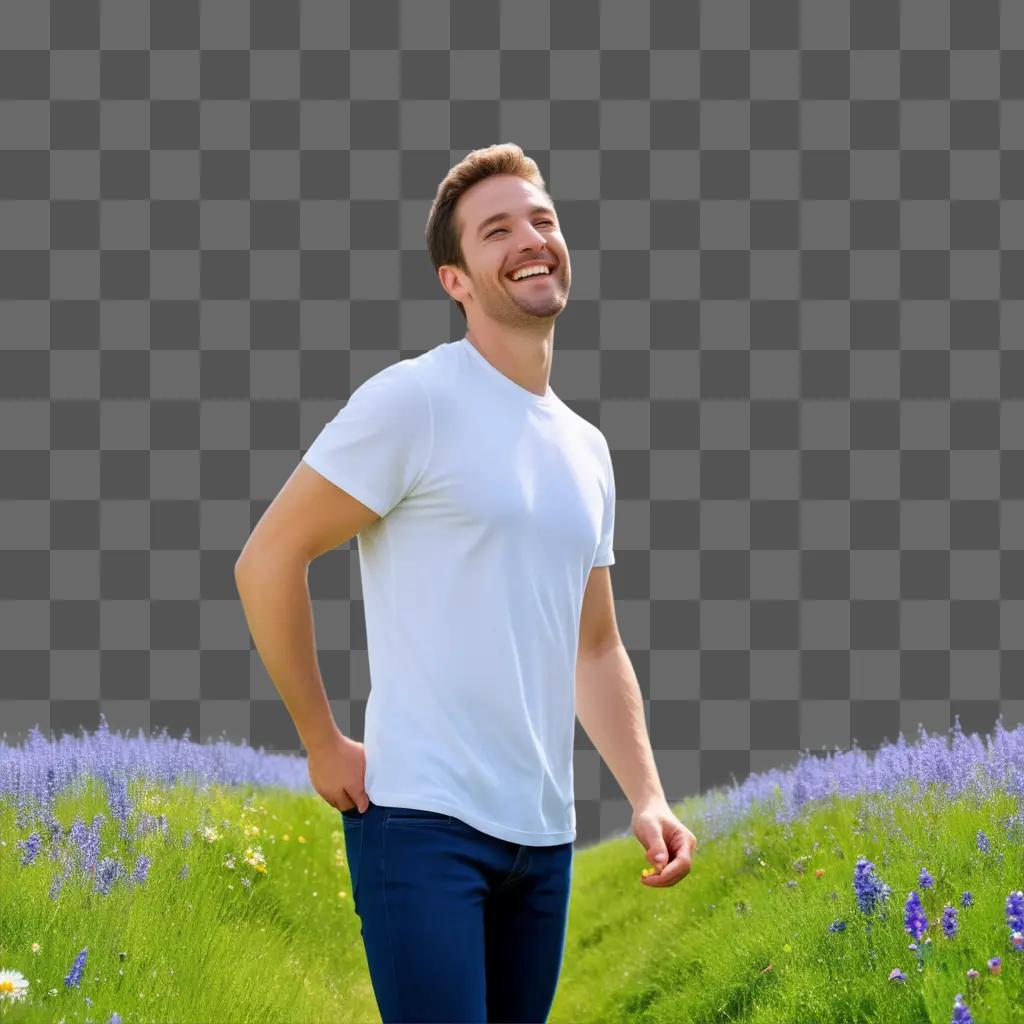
[{"x1": 341, "y1": 799, "x2": 574, "y2": 1023}]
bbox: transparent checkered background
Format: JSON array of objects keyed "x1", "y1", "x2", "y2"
[{"x1": 2, "y1": 0, "x2": 1024, "y2": 847}]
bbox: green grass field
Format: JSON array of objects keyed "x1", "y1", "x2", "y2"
[{"x1": 2, "y1": 765, "x2": 1022, "y2": 1023}]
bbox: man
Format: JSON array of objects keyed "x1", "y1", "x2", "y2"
[{"x1": 235, "y1": 142, "x2": 695, "y2": 1024}]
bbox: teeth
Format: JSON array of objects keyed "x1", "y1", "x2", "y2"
[{"x1": 510, "y1": 266, "x2": 551, "y2": 281}]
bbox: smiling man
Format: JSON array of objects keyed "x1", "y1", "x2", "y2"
[{"x1": 235, "y1": 142, "x2": 692, "y2": 1024}]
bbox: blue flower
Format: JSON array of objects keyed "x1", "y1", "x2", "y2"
[
  {"x1": 1007, "y1": 890, "x2": 1024, "y2": 935},
  {"x1": 829, "y1": 919, "x2": 847, "y2": 932},
  {"x1": 919, "y1": 866, "x2": 935, "y2": 889},
  {"x1": 961, "y1": 891, "x2": 974, "y2": 908},
  {"x1": 951, "y1": 992, "x2": 974, "y2": 1023},
  {"x1": 977, "y1": 830, "x2": 990, "y2": 854},
  {"x1": 64, "y1": 946, "x2": 87, "y2": 989},
  {"x1": 904, "y1": 891, "x2": 928, "y2": 941},
  {"x1": 853, "y1": 857, "x2": 892, "y2": 916},
  {"x1": 942, "y1": 904, "x2": 959, "y2": 938},
  {"x1": 17, "y1": 832, "x2": 42, "y2": 867}
]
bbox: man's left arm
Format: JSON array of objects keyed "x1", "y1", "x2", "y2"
[
  {"x1": 575, "y1": 565, "x2": 698, "y2": 887},
  {"x1": 575, "y1": 640, "x2": 666, "y2": 812}
]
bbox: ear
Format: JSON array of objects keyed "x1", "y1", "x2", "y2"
[{"x1": 439, "y1": 265, "x2": 469, "y2": 304}]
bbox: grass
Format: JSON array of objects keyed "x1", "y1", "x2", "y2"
[{"x1": 2, "y1": 770, "x2": 1023, "y2": 1022}]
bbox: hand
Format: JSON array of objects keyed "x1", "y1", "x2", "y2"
[
  {"x1": 631, "y1": 799, "x2": 697, "y2": 888},
  {"x1": 305, "y1": 728, "x2": 369, "y2": 814}
]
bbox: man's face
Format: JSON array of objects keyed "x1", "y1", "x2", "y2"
[{"x1": 446, "y1": 175, "x2": 571, "y2": 326}]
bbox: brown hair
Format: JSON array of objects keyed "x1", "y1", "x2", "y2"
[{"x1": 425, "y1": 143, "x2": 551, "y2": 321}]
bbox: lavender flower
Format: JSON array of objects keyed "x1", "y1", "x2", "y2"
[
  {"x1": 95, "y1": 857, "x2": 123, "y2": 896},
  {"x1": 905, "y1": 891, "x2": 928, "y2": 941},
  {"x1": 130, "y1": 853, "x2": 151, "y2": 886},
  {"x1": 853, "y1": 857, "x2": 892, "y2": 916},
  {"x1": 962, "y1": 891, "x2": 973, "y2": 908},
  {"x1": 919, "y1": 867, "x2": 934, "y2": 889},
  {"x1": 951, "y1": 993, "x2": 973, "y2": 1024},
  {"x1": 1007, "y1": 890, "x2": 1024, "y2": 935},
  {"x1": 941, "y1": 904, "x2": 958, "y2": 938},
  {"x1": 64, "y1": 946, "x2": 87, "y2": 988},
  {"x1": 889, "y1": 967, "x2": 906, "y2": 982},
  {"x1": 18, "y1": 832, "x2": 42, "y2": 867},
  {"x1": 976, "y1": 830, "x2": 990, "y2": 853}
]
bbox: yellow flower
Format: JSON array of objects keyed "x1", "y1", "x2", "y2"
[
  {"x1": 281, "y1": 834, "x2": 290, "y2": 842},
  {"x1": 297, "y1": 836, "x2": 306, "y2": 844}
]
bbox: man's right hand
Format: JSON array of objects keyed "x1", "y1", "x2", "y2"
[{"x1": 306, "y1": 728, "x2": 369, "y2": 814}]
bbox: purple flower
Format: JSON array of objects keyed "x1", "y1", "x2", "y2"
[
  {"x1": 951, "y1": 993, "x2": 973, "y2": 1023},
  {"x1": 95, "y1": 857, "x2": 123, "y2": 896},
  {"x1": 962, "y1": 891, "x2": 974, "y2": 908},
  {"x1": 905, "y1": 891, "x2": 928, "y2": 941},
  {"x1": 64, "y1": 946, "x2": 87, "y2": 988},
  {"x1": 130, "y1": 853, "x2": 151, "y2": 886},
  {"x1": 18, "y1": 831, "x2": 42, "y2": 867},
  {"x1": 853, "y1": 857, "x2": 892, "y2": 916},
  {"x1": 919, "y1": 866, "x2": 935, "y2": 889},
  {"x1": 976, "y1": 830, "x2": 990, "y2": 853},
  {"x1": 889, "y1": 967, "x2": 906, "y2": 982},
  {"x1": 941, "y1": 904, "x2": 959, "y2": 938},
  {"x1": 108, "y1": 1014, "x2": 123, "y2": 1024},
  {"x1": 988, "y1": 956, "x2": 1001, "y2": 974},
  {"x1": 1007, "y1": 890, "x2": 1024, "y2": 935},
  {"x1": 829, "y1": 919, "x2": 847, "y2": 932}
]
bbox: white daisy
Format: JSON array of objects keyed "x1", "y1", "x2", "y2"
[{"x1": 0, "y1": 968, "x2": 29, "y2": 1002}]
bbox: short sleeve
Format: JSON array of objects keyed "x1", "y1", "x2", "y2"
[
  {"x1": 592, "y1": 440, "x2": 616, "y2": 567},
  {"x1": 302, "y1": 360, "x2": 433, "y2": 518}
]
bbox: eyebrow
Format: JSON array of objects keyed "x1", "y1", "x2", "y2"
[{"x1": 476, "y1": 204, "x2": 557, "y2": 237}]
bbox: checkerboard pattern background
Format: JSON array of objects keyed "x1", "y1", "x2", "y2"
[{"x1": 2, "y1": 0, "x2": 1024, "y2": 847}]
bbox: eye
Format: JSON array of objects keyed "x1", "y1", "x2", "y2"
[{"x1": 485, "y1": 220, "x2": 555, "y2": 239}]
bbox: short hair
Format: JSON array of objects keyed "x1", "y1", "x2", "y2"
[{"x1": 425, "y1": 143, "x2": 552, "y2": 321}]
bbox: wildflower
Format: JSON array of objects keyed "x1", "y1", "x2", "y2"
[
  {"x1": 815, "y1": 867, "x2": 824, "y2": 878},
  {"x1": 64, "y1": 946, "x2": 87, "y2": 988},
  {"x1": 30, "y1": 943, "x2": 40, "y2": 954},
  {"x1": 243, "y1": 847, "x2": 266, "y2": 873},
  {"x1": 297, "y1": 835, "x2": 306, "y2": 844},
  {"x1": 966, "y1": 968, "x2": 979, "y2": 980},
  {"x1": 240, "y1": 876, "x2": 251, "y2": 889},
  {"x1": 109, "y1": 1013, "x2": 123, "y2": 1023},
  {"x1": 0, "y1": 968, "x2": 30, "y2": 1003},
  {"x1": 200, "y1": 826, "x2": 221, "y2": 843},
  {"x1": 962, "y1": 891, "x2": 974, "y2": 908},
  {"x1": 919, "y1": 867, "x2": 934, "y2": 889},
  {"x1": 178, "y1": 863, "x2": 189, "y2": 879},
  {"x1": 977, "y1": 830, "x2": 990, "y2": 854},
  {"x1": 904, "y1": 891, "x2": 928, "y2": 941},
  {"x1": 829, "y1": 919, "x2": 847, "y2": 932},
  {"x1": 18, "y1": 832, "x2": 42, "y2": 867},
  {"x1": 951, "y1": 993, "x2": 973, "y2": 1024},
  {"x1": 785, "y1": 880, "x2": 798, "y2": 888},
  {"x1": 782, "y1": 943, "x2": 792, "y2": 953},
  {"x1": 888, "y1": 967, "x2": 906, "y2": 982},
  {"x1": 988, "y1": 956, "x2": 1001, "y2": 974},
  {"x1": 853, "y1": 857, "x2": 892, "y2": 916},
  {"x1": 224, "y1": 856, "x2": 236, "y2": 870},
  {"x1": 1014, "y1": 931, "x2": 1024, "y2": 950},
  {"x1": 1007, "y1": 891, "x2": 1024, "y2": 935},
  {"x1": 96, "y1": 857, "x2": 123, "y2": 896},
  {"x1": 130, "y1": 853, "x2": 150, "y2": 886},
  {"x1": 941, "y1": 904, "x2": 959, "y2": 938}
]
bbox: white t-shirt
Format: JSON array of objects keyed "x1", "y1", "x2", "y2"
[{"x1": 301, "y1": 336, "x2": 615, "y2": 846}]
